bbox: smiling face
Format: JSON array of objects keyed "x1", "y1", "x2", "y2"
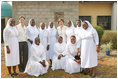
[
  {"x1": 9, "y1": 19, "x2": 15, "y2": 27},
  {"x1": 82, "y1": 22, "x2": 88, "y2": 30},
  {"x1": 30, "y1": 19, "x2": 35, "y2": 26},
  {"x1": 59, "y1": 21, "x2": 64, "y2": 26},
  {"x1": 70, "y1": 36, "x2": 76, "y2": 44},
  {"x1": 67, "y1": 21, "x2": 71, "y2": 27},
  {"x1": 76, "y1": 20, "x2": 81, "y2": 27},
  {"x1": 19, "y1": 17, "x2": 25, "y2": 24},
  {"x1": 58, "y1": 37, "x2": 63, "y2": 44},
  {"x1": 50, "y1": 22, "x2": 53, "y2": 28},
  {"x1": 41, "y1": 23, "x2": 45, "y2": 30},
  {"x1": 35, "y1": 37, "x2": 40, "y2": 45}
]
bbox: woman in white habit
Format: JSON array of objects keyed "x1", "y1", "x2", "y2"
[
  {"x1": 51, "y1": 36, "x2": 66, "y2": 70},
  {"x1": 39, "y1": 22, "x2": 49, "y2": 60},
  {"x1": 47, "y1": 22, "x2": 58, "y2": 66},
  {"x1": 3, "y1": 18, "x2": 19, "y2": 77},
  {"x1": 26, "y1": 19, "x2": 39, "y2": 58},
  {"x1": 66, "y1": 20, "x2": 75, "y2": 44},
  {"x1": 64, "y1": 36, "x2": 81, "y2": 74},
  {"x1": 79, "y1": 21, "x2": 99, "y2": 77},
  {"x1": 24, "y1": 37, "x2": 49, "y2": 77}
]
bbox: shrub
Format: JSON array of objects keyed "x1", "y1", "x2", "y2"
[
  {"x1": 101, "y1": 30, "x2": 117, "y2": 49},
  {"x1": 93, "y1": 25, "x2": 104, "y2": 44}
]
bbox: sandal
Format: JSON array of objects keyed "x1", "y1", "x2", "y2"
[
  {"x1": 13, "y1": 73, "x2": 19, "y2": 76},
  {"x1": 9, "y1": 73, "x2": 14, "y2": 77}
]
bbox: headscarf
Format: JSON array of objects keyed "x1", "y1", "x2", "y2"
[
  {"x1": 83, "y1": 20, "x2": 94, "y2": 30},
  {"x1": 28, "y1": 19, "x2": 36, "y2": 27},
  {"x1": 39, "y1": 22, "x2": 47, "y2": 30},
  {"x1": 67, "y1": 20, "x2": 75, "y2": 29},
  {"x1": 6, "y1": 18, "x2": 13, "y2": 28},
  {"x1": 76, "y1": 19, "x2": 82, "y2": 28},
  {"x1": 48, "y1": 22, "x2": 56, "y2": 30}
]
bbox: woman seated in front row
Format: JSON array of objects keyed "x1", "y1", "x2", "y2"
[
  {"x1": 24, "y1": 37, "x2": 49, "y2": 77},
  {"x1": 51, "y1": 36, "x2": 66, "y2": 70},
  {"x1": 64, "y1": 35, "x2": 81, "y2": 74}
]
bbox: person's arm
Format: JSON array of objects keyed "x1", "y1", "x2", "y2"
[
  {"x1": 47, "y1": 30, "x2": 50, "y2": 51},
  {"x1": 3, "y1": 29, "x2": 10, "y2": 54},
  {"x1": 26, "y1": 27, "x2": 33, "y2": 44}
]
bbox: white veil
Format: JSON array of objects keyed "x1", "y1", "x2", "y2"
[
  {"x1": 48, "y1": 22, "x2": 56, "y2": 30},
  {"x1": 76, "y1": 19, "x2": 82, "y2": 28},
  {"x1": 40, "y1": 22, "x2": 47, "y2": 30},
  {"x1": 67, "y1": 20, "x2": 75, "y2": 28}
]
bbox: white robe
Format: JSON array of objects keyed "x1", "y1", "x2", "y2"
[
  {"x1": 24, "y1": 44, "x2": 49, "y2": 77},
  {"x1": 51, "y1": 42, "x2": 66, "y2": 70},
  {"x1": 57, "y1": 25, "x2": 67, "y2": 43},
  {"x1": 3, "y1": 26, "x2": 19, "y2": 66},
  {"x1": 66, "y1": 27, "x2": 75, "y2": 44},
  {"x1": 26, "y1": 26, "x2": 39, "y2": 58},
  {"x1": 47, "y1": 28, "x2": 57, "y2": 60},
  {"x1": 39, "y1": 29, "x2": 49, "y2": 60},
  {"x1": 74, "y1": 26, "x2": 82, "y2": 41},
  {"x1": 79, "y1": 27, "x2": 99, "y2": 68},
  {"x1": 64, "y1": 43, "x2": 81, "y2": 74}
]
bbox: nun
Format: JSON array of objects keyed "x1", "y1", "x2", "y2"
[
  {"x1": 26, "y1": 19, "x2": 39, "y2": 58},
  {"x1": 47, "y1": 22, "x2": 58, "y2": 66},
  {"x1": 74, "y1": 19, "x2": 82, "y2": 41},
  {"x1": 66, "y1": 20, "x2": 75, "y2": 44},
  {"x1": 24, "y1": 37, "x2": 49, "y2": 77},
  {"x1": 57, "y1": 19, "x2": 67, "y2": 43},
  {"x1": 64, "y1": 36, "x2": 81, "y2": 74},
  {"x1": 3, "y1": 18, "x2": 19, "y2": 77},
  {"x1": 51, "y1": 36, "x2": 66, "y2": 70},
  {"x1": 79, "y1": 21, "x2": 99, "y2": 77},
  {"x1": 39, "y1": 23, "x2": 49, "y2": 60}
]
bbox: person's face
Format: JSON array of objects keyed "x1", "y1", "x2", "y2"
[
  {"x1": 41, "y1": 23, "x2": 45, "y2": 30},
  {"x1": 82, "y1": 22, "x2": 88, "y2": 30},
  {"x1": 9, "y1": 19, "x2": 15, "y2": 27},
  {"x1": 59, "y1": 21, "x2": 64, "y2": 26},
  {"x1": 30, "y1": 19, "x2": 35, "y2": 26},
  {"x1": 67, "y1": 21, "x2": 71, "y2": 27},
  {"x1": 35, "y1": 38, "x2": 40, "y2": 45},
  {"x1": 77, "y1": 21, "x2": 81, "y2": 27},
  {"x1": 71, "y1": 37, "x2": 76, "y2": 44},
  {"x1": 58, "y1": 37, "x2": 63, "y2": 44},
  {"x1": 50, "y1": 22, "x2": 53, "y2": 28},
  {"x1": 19, "y1": 18, "x2": 25, "y2": 24}
]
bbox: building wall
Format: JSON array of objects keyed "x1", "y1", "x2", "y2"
[
  {"x1": 12, "y1": 1, "x2": 79, "y2": 27},
  {"x1": 79, "y1": 2, "x2": 112, "y2": 26}
]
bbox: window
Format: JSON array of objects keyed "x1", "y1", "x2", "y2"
[
  {"x1": 79, "y1": 16, "x2": 91, "y2": 23},
  {"x1": 97, "y1": 16, "x2": 111, "y2": 30}
]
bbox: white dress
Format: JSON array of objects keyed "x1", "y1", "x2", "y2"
[
  {"x1": 26, "y1": 26, "x2": 39, "y2": 58},
  {"x1": 24, "y1": 44, "x2": 49, "y2": 77},
  {"x1": 3, "y1": 26, "x2": 19, "y2": 66},
  {"x1": 79, "y1": 27, "x2": 99, "y2": 68},
  {"x1": 39, "y1": 29, "x2": 49, "y2": 60},
  {"x1": 66, "y1": 27, "x2": 75, "y2": 44},
  {"x1": 51, "y1": 42, "x2": 66, "y2": 70},
  {"x1": 74, "y1": 26, "x2": 82, "y2": 41},
  {"x1": 47, "y1": 28, "x2": 57, "y2": 60},
  {"x1": 57, "y1": 25, "x2": 67, "y2": 43},
  {"x1": 64, "y1": 43, "x2": 81, "y2": 74}
]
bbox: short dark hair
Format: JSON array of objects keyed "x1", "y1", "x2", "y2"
[{"x1": 19, "y1": 16, "x2": 25, "y2": 20}]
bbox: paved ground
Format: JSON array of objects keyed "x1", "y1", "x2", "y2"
[{"x1": 1, "y1": 43, "x2": 117, "y2": 78}]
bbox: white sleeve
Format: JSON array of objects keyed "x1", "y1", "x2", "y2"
[
  {"x1": 42, "y1": 46, "x2": 46, "y2": 60},
  {"x1": 93, "y1": 29, "x2": 99, "y2": 45},
  {"x1": 54, "y1": 44, "x2": 60, "y2": 56},
  {"x1": 47, "y1": 30, "x2": 50, "y2": 45},
  {"x1": 26, "y1": 27, "x2": 30, "y2": 40},
  {"x1": 3, "y1": 28, "x2": 10, "y2": 46}
]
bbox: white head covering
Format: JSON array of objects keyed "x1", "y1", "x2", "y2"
[
  {"x1": 67, "y1": 20, "x2": 75, "y2": 28},
  {"x1": 28, "y1": 19, "x2": 36, "y2": 27},
  {"x1": 40, "y1": 22, "x2": 46, "y2": 30},
  {"x1": 6, "y1": 18, "x2": 13, "y2": 28},
  {"x1": 76, "y1": 19, "x2": 82, "y2": 28},
  {"x1": 83, "y1": 20, "x2": 94, "y2": 30},
  {"x1": 48, "y1": 22, "x2": 56, "y2": 29}
]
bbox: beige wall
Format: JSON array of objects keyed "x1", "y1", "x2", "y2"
[{"x1": 79, "y1": 2, "x2": 112, "y2": 26}]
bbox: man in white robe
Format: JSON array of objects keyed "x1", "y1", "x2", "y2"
[
  {"x1": 51, "y1": 36, "x2": 66, "y2": 70},
  {"x1": 26, "y1": 19, "x2": 39, "y2": 58},
  {"x1": 3, "y1": 18, "x2": 19, "y2": 77},
  {"x1": 79, "y1": 21, "x2": 99, "y2": 77},
  {"x1": 66, "y1": 20, "x2": 75, "y2": 44},
  {"x1": 47, "y1": 22, "x2": 58, "y2": 66},
  {"x1": 24, "y1": 37, "x2": 49, "y2": 77},
  {"x1": 64, "y1": 36, "x2": 81, "y2": 74}
]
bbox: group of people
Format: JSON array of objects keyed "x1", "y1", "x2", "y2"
[{"x1": 3, "y1": 16, "x2": 99, "y2": 78}]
